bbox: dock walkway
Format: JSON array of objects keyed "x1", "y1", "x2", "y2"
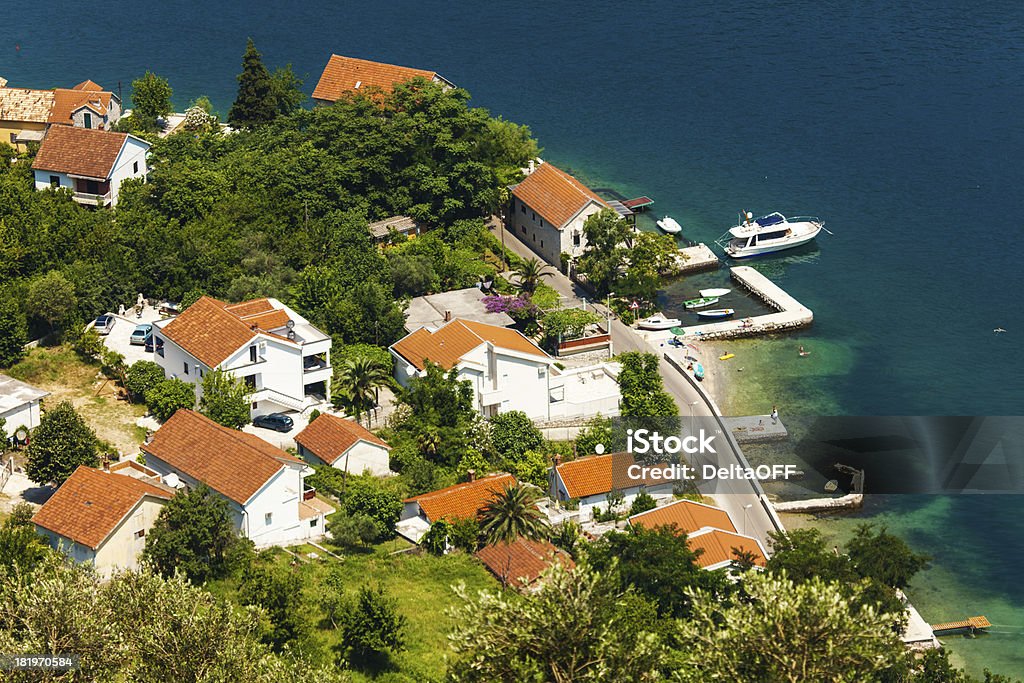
[
  {"x1": 674, "y1": 244, "x2": 719, "y2": 274},
  {"x1": 931, "y1": 616, "x2": 991, "y2": 634}
]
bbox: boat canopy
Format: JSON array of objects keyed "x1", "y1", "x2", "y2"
[{"x1": 755, "y1": 212, "x2": 786, "y2": 227}]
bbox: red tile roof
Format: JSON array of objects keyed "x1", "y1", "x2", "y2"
[
  {"x1": 391, "y1": 318, "x2": 549, "y2": 371},
  {"x1": 628, "y1": 499, "x2": 737, "y2": 535},
  {"x1": 294, "y1": 413, "x2": 390, "y2": 466},
  {"x1": 32, "y1": 466, "x2": 173, "y2": 550},
  {"x1": 72, "y1": 80, "x2": 105, "y2": 92},
  {"x1": 313, "y1": 54, "x2": 441, "y2": 102},
  {"x1": 687, "y1": 529, "x2": 767, "y2": 569},
  {"x1": 142, "y1": 410, "x2": 303, "y2": 505},
  {"x1": 406, "y1": 473, "x2": 516, "y2": 523},
  {"x1": 49, "y1": 88, "x2": 114, "y2": 125},
  {"x1": 0, "y1": 88, "x2": 55, "y2": 123},
  {"x1": 555, "y1": 453, "x2": 668, "y2": 499},
  {"x1": 475, "y1": 538, "x2": 574, "y2": 589},
  {"x1": 31, "y1": 125, "x2": 129, "y2": 179},
  {"x1": 511, "y1": 162, "x2": 607, "y2": 229},
  {"x1": 159, "y1": 296, "x2": 299, "y2": 368}
]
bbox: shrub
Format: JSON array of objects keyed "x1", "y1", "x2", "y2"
[
  {"x1": 629, "y1": 490, "x2": 657, "y2": 516},
  {"x1": 146, "y1": 378, "x2": 196, "y2": 421}
]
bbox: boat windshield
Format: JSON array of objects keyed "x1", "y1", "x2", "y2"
[
  {"x1": 755, "y1": 213, "x2": 785, "y2": 227},
  {"x1": 758, "y1": 229, "x2": 789, "y2": 241}
]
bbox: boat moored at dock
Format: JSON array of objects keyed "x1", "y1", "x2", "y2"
[
  {"x1": 657, "y1": 216, "x2": 683, "y2": 234},
  {"x1": 716, "y1": 211, "x2": 824, "y2": 258},
  {"x1": 683, "y1": 296, "x2": 719, "y2": 309},
  {"x1": 699, "y1": 288, "x2": 731, "y2": 298},
  {"x1": 637, "y1": 314, "x2": 682, "y2": 330},
  {"x1": 697, "y1": 308, "x2": 735, "y2": 319}
]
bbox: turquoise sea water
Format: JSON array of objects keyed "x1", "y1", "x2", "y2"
[{"x1": 6, "y1": 1, "x2": 1024, "y2": 675}]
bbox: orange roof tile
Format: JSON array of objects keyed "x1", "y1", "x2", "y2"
[
  {"x1": 555, "y1": 453, "x2": 669, "y2": 499},
  {"x1": 475, "y1": 538, "x2": 574, "y2": 589},
  {"x1": 511, "y1": 162, "x2": 607, "y2": 229},
  {"x1": 295, "y1": 413, "x2": 389, "y2": 466},
  {"x1": 225, "y1": 298, "x2": 275, "y2": 318},
  {"x1": 32, "y1": 466, "x2": 173, "y2": 550},
  {"x1": 313, "y1": 54, "x2": 440, "y2": 102},
  {"x1": 391, "y1": 318, "x2": 549, "y2": 371},
  {"x1": 31, "y1": 125, "x2": 130, "y2": 179},
  {"x1": 72, "y1": 80, "x2": 104, "y2": 91},
  {"x1": 687, "y1": 529, "x2": 767, "y2": 569},
  {"x1": 49, "y1": 88, "x2": 113, "y2": 125},
  {"x1": 142, "y1": 410, "x2": 302, "y2": 505},
  {"x1": 405, "y1": 473, "x2": 516, "y2": 522},
  {"x1": 628, "y1": 499, "x2": 737, "y2": 535},
  {"x1": 0, "y1": 88, "x2": 55, "y2": 123}
]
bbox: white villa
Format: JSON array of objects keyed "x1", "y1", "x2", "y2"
[
  {"x1": 295, "y1": 413, "x2": 392, "y2": 476},
  {"x1": 550, "y1": 452, "x2": 674, "y2": 521},
  {"x1": 0, "y1": 374, "x2": 48, "y2": 438},
  {"x1": 152, "y1": 296, "x2": 332, "y2": 417},
  {"x1": 31, "y1": 125, "x2": 149, "y2": 207},
  {"x1": 389, "y1": 318, "x2": 620, "y2": 421},
  {"x1": 142, "y1": 410, "x2": 332, "y2": 547},
  {"x1": 508, "y1": 160, "x2": 609, "y2": 267}
]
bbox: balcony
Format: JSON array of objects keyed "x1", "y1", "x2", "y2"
[
  {"x1": 72, "y1": 190, "x2": 112, "y2": 207},
  {"x1": 302, "y1": 486, "x2": 317, "y2": 501},
  {"x1": 303, "y1": 356, "x2": 330, "y2": 373}
]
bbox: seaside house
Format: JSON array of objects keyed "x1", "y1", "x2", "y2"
[
  {"x1": 32, "y1": 465, "x2": 174, "y2": 577},
  {"x1": 475, "y1": 537, "x2": 575, "y2": 591},
  {"x1": 0, "y1": 78, "x2": 121, "y2": 151},
  {"x1": 367, "y1": 215, "x2": 422, "y2": 245},
  {"x1": 549, "y1": 452, "x2": 674, "y2": 521},
  {"x1": 0, "y1": 86, "x2": 53, "y2": 151},
  {"x1": 389, "y1": 318, "x2": 621, "y2": 421},
  {"x1": 152, "y1": 296, "x2": 332, "y2": 417},
  {"x1": 397, "y1": 472, "x2": 517, "y2": 543},
  {"x1": 508, "y1": 160, "x2": 609, "y2": 268},
  {"x1": 48, "y1": 80, "x2": 122, "y2": 130},
  {"x1": 312, "y1": 54, "x2": 454, "y2": 104},
  {"x1": 686, "y1": 528, "x2": 767, "y2": 570},
  {"x1": 31, "y1": 126, "x2": 150, "y2": 207},
  {"x1": 141, "y1": 410, "x2": 333, "y2": 547},
  {"x1": 294, "y1": 413, "x2": 392, "y2": 476},
  {"x1": 0, "y1": 374, "x2": 49, "y2": 438}
]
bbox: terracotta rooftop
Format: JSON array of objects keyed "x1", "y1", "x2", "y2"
[
  {"x1": 406, "y1": 473, "x2": 516, "y2": 523},
  {"x1": 49, "y1": 87, "x2": 114, "y2": 125},
  {"x1": 72, "y1": 80, "x2": 104, "y2": 92},
  {"x1": 0, "y1": 87, "x2": 55, "y2": 124},
  {"x1": 32, "y1": 466, "x2": 173, "y2": 550},
  {"x1": 687, "y1": 529, "x2": 768, "y2": 569},
  {"x1": 31, "y1": 125, "x2": 131, "y2": 179},
  {"x1": 475, "y1": 538, "x2": 574, "y2": 589},
  {"x1": 511, "y1": 162, "x2": 607, "y2": 229},
  {"x1": 159, "y1": 296, "x2": 299, "y2": 368},
  {"x1": 142, "y1": 410, "x2": 304, "y2": 505},
  {"x1": 391, "y1": 318, "x2": 549, "y2": 371},
  {"x1": 295, "y1": 413, "x2": 390, "y2": 466},
  {"x1": 555, "y1": 453, "x2": 670, "y2": 499},
  {"x1": 628, "y1": 499, "x2": 737, "y2": 535},
  {"x1": 313, "y1": 54, "x2": 443, "y2": 102}
]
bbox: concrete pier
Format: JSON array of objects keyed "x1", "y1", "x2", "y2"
[
  {"x1": 674, "y1": 243, "x2": 719, "y2": 274},
  {"x1": 722, "y1": 416, "x2": 789, "y2": 442},
  {"x1": 677, "y1": 266, "x2": 812, "y2": 340}
]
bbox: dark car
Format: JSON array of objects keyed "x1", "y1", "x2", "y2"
[
  {"x1": 252, "y1": 413, "x2": 294, "y2": 432},
  {"x1": 144, "y1": 335, "x2": 164, "y2": 354}
]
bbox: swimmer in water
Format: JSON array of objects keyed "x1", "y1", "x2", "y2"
[{"x1": 799, "y1": 345, "x2": 811, "y2": 357}]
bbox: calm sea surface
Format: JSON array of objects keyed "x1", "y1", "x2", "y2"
[{"x1": 6, "y1": 0, "x2": 1024, "y2": 674}]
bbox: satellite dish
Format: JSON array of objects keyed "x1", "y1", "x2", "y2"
[
  {"x1": 164, "y1": 472, "x2": 182, "y2": 488},
  {"x1": 15, "y1": 428, "x2": 28, "y2": 441},
  {"x1": 286, "y1": 320, "x2": 295, "y2": 330}
]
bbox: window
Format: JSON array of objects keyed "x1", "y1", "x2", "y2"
[
  {"x1": 243, "y1": 374, "x2": 256, "y2": 389},
  {"x1": 249, "y1": 345, "x2": 257, "y2": 363},
  {"x1": 155, "y1": 337, "x2": 165, "y2": 357},
  {"x1": 531, "y1": 212, "x2": 535, "y2": 221},
  {"x1": 521, "y1": 225, "x2": 526, "y2": 234},
  {"x1": 183, "y1": 362, "x2": 189, "y2": 376},
  {"x1": 134, "y1": 529, "x2": 146, "y2": 539},
  {"x1": 83, "y1": 112, "x2": 92, "y2": 128},
  {"x1": 9, "y1": 133, "x2": 16, "y2": 144},
  {"x1": 252, "y1": 402, "x2": 258, "y2": 410},
  {"x1": 309, "y1": 519, "x2": 318, "y2": 528},
  {"x1": 573, "y1": 232, "x2": 581, "y2": 247},
  {"x1": 521, "y1": 204, "x2": 526, "y2": 214},
  {"x1": 49, "y1": 175, "x2": 60, "y2": 188},
  {"x1": 540, "y1": 240, "x2": 544, "y2": 248},
  {"x1": 133, "y1": 161, "x2": 139, "y2": 174},
  {"x1": 264, "y1": 512, "x2": 273, "y2": 526}
]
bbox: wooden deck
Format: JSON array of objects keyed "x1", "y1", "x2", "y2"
[
  {"x1": 621, "y1": 196, "x2": 654, "y2": 210},
  {"x1": 931, "y1": 616, "x2": 991, "y2": 634}
]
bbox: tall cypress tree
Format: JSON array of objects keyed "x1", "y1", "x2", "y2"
[{"x1": 227, "y1": 38, "x2": 277, "y2": 129}]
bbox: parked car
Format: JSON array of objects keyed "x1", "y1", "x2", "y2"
[
  {"x1": 252, "y1": 413, "x2": 294, "y2": 432},
  {"x1": 130, "y1": 323, "x2": 154, "y2": 345},
  {"x1": 93, "y1": 315, "x2": 116, "y2": 335},
  {"x1": 144, "y1": 335, "x2": 164, "y2": 354}
]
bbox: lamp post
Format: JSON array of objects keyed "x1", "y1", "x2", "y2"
[
  {"x1": 742, "y1": 503, "x2": 753, "y2": 536},
  {"x1": 688, "y1": 400, "x2": 699, "y2": 436}
]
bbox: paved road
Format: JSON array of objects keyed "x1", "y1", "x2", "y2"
[{"x1": 490, "y1": 219, "x2": 784, "y2": 548}]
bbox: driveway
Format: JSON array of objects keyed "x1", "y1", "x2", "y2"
[{"x1": 97, "y1": 305, "x2": 164, "y2": 366}]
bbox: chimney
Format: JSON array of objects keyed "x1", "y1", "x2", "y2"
[
  {"x1": 444, "y1": 310, "x2": 452, "y2": 322},
  {"x1": 144, "y1": 430, "x2": 154, "y2": 445},
  {"x1": 528, "y1": 159, "x2": 535, "y2": 174},
  {"x1": 467, "y1": 469, "x2": 476, "y2": 482}
]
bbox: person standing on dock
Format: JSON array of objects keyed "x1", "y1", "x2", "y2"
[{"x1": 771, "y1": 406, "x2": 779, "y2": 424}]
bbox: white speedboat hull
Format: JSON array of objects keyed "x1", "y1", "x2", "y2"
[
  {"x1": 716, "y1": 214, "x2": 823, "y2": 259},
  {"x1": 699, "y1": 288, "x2": 731, "y2": 298},
  {"x1": 638, "y1": 316, "x2": 683, "y2": 330},
  {"x1": 657, "y1": 216, "x2": 682, "y2": 234},
  {"x1": 697, "y1": 308, "x2": 735, "y2": 319}
]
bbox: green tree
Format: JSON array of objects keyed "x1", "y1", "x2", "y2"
[
  {"x1": 124, "y1": 360, "x2": 167, "y2": 402},
  {"x1": 388, "y1": 252, "x2": 437, "y2": 297},
  {"x1": 25, "y1": 270, "x2": 78, "y2": 339},
  {"x1": 395, "y1": 362, "x2": 476, "y2": 467},
  {"x1": 239, "y1": 564, "x2": 308, "y2": 652},
  {"x1": 847, "y1": 523, "x2": 931, "y2": 590},
  {"x1": 338, "y1": 585, "x2": 407, "y2": 668},
  {"x1": 0, "y1": 503, "x2": 49, "y2": 574},
  {"x1": 540, "y1": 308, "x2": 601, "y2": 347},
  {"x1": 512, "y1": 256, "x2": 552, "y2": 294},
  {"x1": 143, "y1": 483, "x2": 252, "y2": 584},
  {"x1": 25, "y1": 401, "x2": 100, "y2": 486},
  {"x1": 628, "y1": 489, "x2": 657, "y2": 516},
  {"x1": 332, "y1": 356, "x2": 390, "y2": 426},
  {"x1": 448, "y1": 562, "x2": 668, "y2": 682},
  {"x1": 617, "y1": 351, "x2": 678, "y2": 423},
  {"x1": 228, "y1": 39, "x2": 278, "y2": 129},
  {"x1": 146, "y1": 378, "x2": 196, "y2": 421},
  {"x1": 674, "y1": 572, "x2": 904, "y2": 683},
  {"x1": 507, "y1": 448, "x2": 550, "y2": 488},
  {"x1": 269, "y1": 64, "x2": 306, "y2": 116},
  {"x1": 339, "y1": 474, "x2": 404, "y2": 540},
  {"x1": 489, "y1": 410, "x2": 543, "y2": 459},
  {"x1": 575, "y1": 414, "x2": 617, "y2": 455},
  {"x1": 199, "y1": 368, "x2": 251, "y2": 429},
  {"x1": 327, "y1": 511, "x2": 380, "y2": 548},
  {"x1": 576, "y1": 209, "x2": 632, "y2": 296},
  {"x1": 0, "y1": 295, "x2": 27, "y2": 367},
  {"x1": 131, "y1": 71, "x2": 174, "y2": 122},
  {"x1": 479, "y1": 483, "x2": 548, "y2": 545},
  {"x1": 335, "y1": 343, "x2": 394, "y2": 374}
]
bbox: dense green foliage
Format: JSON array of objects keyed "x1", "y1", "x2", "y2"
[
  {"x1": 489, "y1": 410, "x2": 543, "y2": 459},
  {"x1": 25, "y1": 401, "x2": 100, "y2": 486},
  {"x1": 199, "y1": 368, "x2": 251, "y2": 428},
  {"x1": 128, "y1": 71, "x2": 174, "y2": 132},
  {"x1": 123, "y1": 359, "x2": 167, "y2": 401},
  {"x1": 145, "y1": 377, "x2": 196, "y2": 421},
  {"x1": 336, "y1": 584, "x2": 407, "y2": 668},
  {"x1": 228, "y1": 39, "x2": 279, "y2": 129},
  {"x1": 0, "y1": 503, "x2": 49, "y2": 574},
  {"x1": 479, "y1": 483, "x2": 548, "y2": 545},
  {"x1": 240, "y1": 563, "x2": 309, "y2": 651},
  {"x1": 143, "y1": 484, "x2": 253, "y2": 584},
  {"x1": 0, "y1": 293, "x2": 27, "y2": 367},
  {"x1": 617, "y1": 351, "x2": 678, "y2": 427}
]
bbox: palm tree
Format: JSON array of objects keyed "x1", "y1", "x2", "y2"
[
  {"x1": 513, "y1": 257, "x2": 552, "y2": 295},
  {"x1": 332, "y1": 357, "x2": 390, "y2": 426},
  {"x1": 480, "y1": 484, "x2": 548, "y2": 545}
]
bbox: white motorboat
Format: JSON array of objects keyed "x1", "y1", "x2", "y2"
[
  {"x1": 697, "y1": 308, "x2": 735, "y2": 319},
  {"x1": 657, "y1": 216, "x2": 682, "y2": 234},
  {"x1": 715, "y1": 211, "x2": 824, "y2": 258},
  {"x1": 699, "y1": 288, "x2": 731, "y2": 298},
  {"x1": 637, "y1": 314, "x2": 682, "y2": 330}
]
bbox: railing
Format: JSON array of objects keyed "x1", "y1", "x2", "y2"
[
  {"x1": 302, "y1": 486, "x2": 317, "y2": 501},
  {"x1": 72, "y1": 190, "x2": 112, "y2": 205},
  {"x1": 303, "y1": 359, "x2": 330, "y2": 373}
]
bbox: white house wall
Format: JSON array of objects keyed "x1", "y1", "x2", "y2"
[
  {"x1": 508, "y1": 196, "x2": 605, "y2": 267},
  {"x1": 33, "y1": 170, "x2": 72, "y2": 193},
  {"x1": 1, "y1": 399, "x2": 43, "y2": 432},
  {"x1": 107, "y1": 137, "x2": 149, "y2": 206}
]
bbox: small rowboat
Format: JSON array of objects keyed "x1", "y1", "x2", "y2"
[
  {"x1": 719, "y1": 353, "x2": 735, "y2": 361},
  {"x1": 669, "y1": 326, "x2": 686, "y2": 336},
  {"x1": 699, "y1": 288, "x2": 731, "y2": 298},
  {"x1": 694, "y1": 363, "x2": 705, "y2": 380},
  {"x1": 657, "y1": 216, "x2": 682, "y2": 234},
  {"x1": 697, "y1": 308, "x2": 735, "y2": 319},
  {"x1": 684, "y1": 296, "x2": 718, "y2": 309}
]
